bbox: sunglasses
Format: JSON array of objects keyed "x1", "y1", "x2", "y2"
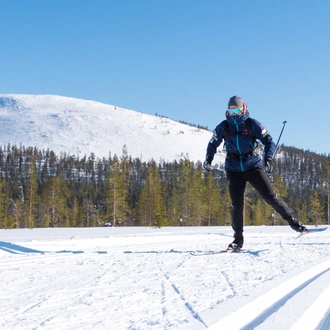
[{"x1": 227, "y1": 108, "x2": 243, "y2": 116}]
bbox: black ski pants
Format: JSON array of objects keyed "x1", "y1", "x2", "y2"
[{"x1": 226, "y1": 167, "x2": 294, "y2": 234}]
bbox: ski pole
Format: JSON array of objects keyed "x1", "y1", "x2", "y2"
[{"x1": 273, "y1": 120, "x2": 287, "y2": 159}]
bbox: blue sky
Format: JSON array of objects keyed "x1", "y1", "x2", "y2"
[{"x1": 1, "y1": 0, "x2": 329, "y2": 155}]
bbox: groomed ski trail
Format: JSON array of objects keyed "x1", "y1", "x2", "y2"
[{"x1": 208, "y1": 259, "x2": 330, "y2": 330}]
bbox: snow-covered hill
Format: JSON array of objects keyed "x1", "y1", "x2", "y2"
[{"x1": 0, "y1": 94, "x2": 225, "y2": 164}]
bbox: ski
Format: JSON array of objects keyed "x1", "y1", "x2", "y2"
[
  {"x1": 296, "y1": 227, "x2": 328, "y2": 238},
  {"x1": 190, "y1": 248, "x2": 243, "y2": 256}
]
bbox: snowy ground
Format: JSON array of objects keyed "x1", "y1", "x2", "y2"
[{"x1": 1, "y1": 226, "x2": 330, "y2": 330}]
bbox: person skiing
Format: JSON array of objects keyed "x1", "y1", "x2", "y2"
[{"x1": 203, "y1": 95, "x2": 307, "y2": 250}]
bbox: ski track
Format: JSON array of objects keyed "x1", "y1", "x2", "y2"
[
  {"x1": 209, "y1": 259, "x2": 330, "y2": 330},
  {"x1": 0, "y1": 227, "x2": 329, "y2": 329}
]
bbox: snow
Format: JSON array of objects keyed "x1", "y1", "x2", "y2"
[
  {"x1": 1, "y1": 225, "x2": 330, "y2": 330},
  {"x1": 0, "y1": 94, "x2": 225, "y2": 164}
]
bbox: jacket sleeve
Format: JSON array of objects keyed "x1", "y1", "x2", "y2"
[
  {"x1": 251, "y1": 119, "x2": 275, "y2": 159},
  {"x1": 206, "y1": 121, "x2": 226, "y2": 161}
]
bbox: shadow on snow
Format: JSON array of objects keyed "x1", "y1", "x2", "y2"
[
  {"x1": 0, "y1": 241, "x2": 269, "y2": 256},
  {"x1": 0, "y1": 241, "x2": 106, "y2": 255}
]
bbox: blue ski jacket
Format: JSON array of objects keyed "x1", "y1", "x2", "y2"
[{"x1": 206, "y1": 111, "x2": 275, "y2": 172}]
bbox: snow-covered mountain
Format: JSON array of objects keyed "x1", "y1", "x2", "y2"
[{"x1": 0, "y1": 94, "x2": 225, "y2": 164}]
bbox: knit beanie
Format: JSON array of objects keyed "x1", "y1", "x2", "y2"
[{"x1": 228, "y1": 96, "x2": 244, "y2": 108}]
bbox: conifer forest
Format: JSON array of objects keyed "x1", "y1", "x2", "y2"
[{"x1": 0, "y1": 144, "x2": 329, "y2": 229}]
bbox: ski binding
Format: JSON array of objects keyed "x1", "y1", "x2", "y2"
[{"x1": 190, "y1": 247, "x2": 243, "y2": 256}]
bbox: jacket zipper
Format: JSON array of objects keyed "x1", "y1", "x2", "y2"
[{"x1": 233, "y1": 117, "x2": 244, "y2": 171}]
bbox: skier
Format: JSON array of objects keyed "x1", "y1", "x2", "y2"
[{"x1": 203, "y1": 95, "x2": 308, "y2": 250}]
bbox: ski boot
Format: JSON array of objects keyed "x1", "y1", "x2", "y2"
[
  {"x1": 289, "y1": 218, "x2": 308, "y2": 233},
  {"x1": 227, "y1": 232, "x2": 244, "y2": 252}
]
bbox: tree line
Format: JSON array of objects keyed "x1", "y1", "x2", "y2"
[{"x1": 0, "y1": 143, "x2": 329, "y2": 229}]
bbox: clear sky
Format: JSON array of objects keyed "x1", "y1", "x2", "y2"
[{"x1": 1, "y1": 0, "x2": 329, "y2": 155}]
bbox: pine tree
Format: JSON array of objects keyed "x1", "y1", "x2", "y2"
[
  {"x1": 104, "y1": 155, "x2": 128, "y2": 227},
  {"x1": 0, "y1": 179, "x2": 14, "y2": 228},
  {"x1": 136, "y1": 161, "x2": 165, "y2": 226},
  {"x1": 162, "y1": 161, "x2": 180, "y2": 226},
  {"x1": 41, "y1": 175, "x2": 69, "y2": 227},
  {"x1": 167, "y1": 180, "x2": 180, "y2": 226},
  {"x1": 327, "y1": 161, "x2": 330, "y2": 225},
  {"x1": 203, "y1": 172, "x2": 221, "y2": 226},
  {"x1": 119, "y1": 145, "x2": 132, "y2": 224},
  {"x1": 300, "y1": 201, "x2": 308, "y2": 224},
  {"x1": 250, "y1": 196, "x2": 272, "y2": 226},
  {"x1": 272, "y1": 173, "x2": 289, "y2": 225},
  {"x1": 189, "y1": 164, "x2": 207, "y2": 226},
  {"x1": 310, "y1": 190, "x2": 324, "y2": 225},
  {"x1": 25, "y1": 155, "x2": 39, "y2": 228},
  {"x1": 71, "y1": 196, "x2": 82, "y2": 227},
  {"x1": 321, "y1": 160, "x2": 330, "y2": 224},
  {"x1": 176, "y1": 158, "x2": 195, "y2": 226}
]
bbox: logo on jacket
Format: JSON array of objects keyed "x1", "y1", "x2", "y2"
[
  {"x1": 261, "y1": 128, "x2": 269, "y2": 137},
  {"x1": 209, "y1": 131, "x2": 218, "y2": 143}
]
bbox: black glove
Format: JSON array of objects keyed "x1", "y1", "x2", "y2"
[
  {"x1": 203, "y1": 156, "x2": 213, "y2": 172},
  {"x1": 264, "y1": 158, "x2": 273, "y2": 173}
]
